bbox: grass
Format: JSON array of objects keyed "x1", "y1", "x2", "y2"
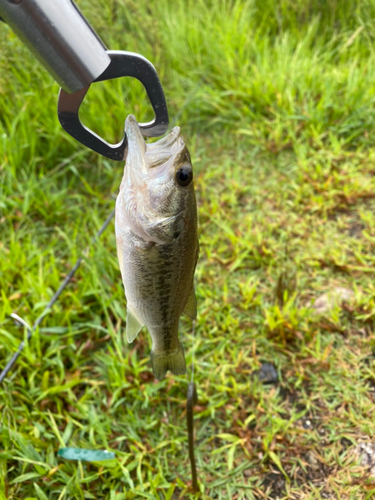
[{"x1": 1, "y1": 0, "x2": 375, "y2": 498}]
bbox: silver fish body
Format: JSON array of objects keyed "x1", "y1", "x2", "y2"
[{"x1": 115, "y1": 115, "x2": 199, "y2": 379}]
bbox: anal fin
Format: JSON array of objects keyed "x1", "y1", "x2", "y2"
[
  {"x1": 183, "y1": 288, "x2": 197, "y2": 320},
  {"x1": 126, "y1": 307, "x2": 143, "y2": 343},
  {"x1": 151, "y1": 343, "x2": 186, "y2": 380}
]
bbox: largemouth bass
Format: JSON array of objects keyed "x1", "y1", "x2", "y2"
[{"x1": 115, "y1": 115, "x2": 199, "y2": 380}]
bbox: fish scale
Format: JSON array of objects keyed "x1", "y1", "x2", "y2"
[{"x1": 116, "y1": 115, "x2": 199, "y2": 379}]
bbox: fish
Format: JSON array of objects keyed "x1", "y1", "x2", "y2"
[{"x1": 115, "y1": 115, "x2": 199, "y2": 380}]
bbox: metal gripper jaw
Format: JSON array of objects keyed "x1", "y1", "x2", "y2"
[{"x1": 57, "y1": 50, "x2": 169, "y2": 161}]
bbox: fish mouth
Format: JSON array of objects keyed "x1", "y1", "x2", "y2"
[
  {"x1": 126, "y1": 115, "x2": 186, "y2": 170},
  {"x1": 125, "y1": 114, "x2": 146, "y2": 144},
  {"x1": 125, "y1": 115, "x2": 147, "y2": 172},
  {"x1": 146, "y1": 126, "x2": 186, "y2": 170}
]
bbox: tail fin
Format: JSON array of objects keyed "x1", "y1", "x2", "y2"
[{"x1": 151, "y1": 343, "x2": 186, "y2": 380}]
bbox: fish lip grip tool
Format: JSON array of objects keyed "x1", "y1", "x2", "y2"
[{"x1": 57, "y1": 50, "x2": 169, "y2": 161}]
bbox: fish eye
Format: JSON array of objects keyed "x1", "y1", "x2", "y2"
[{"x1": 176, "y1": 165, "x2": 193, "y2": 187}]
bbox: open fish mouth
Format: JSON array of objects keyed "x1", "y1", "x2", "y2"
[{"x1": 125, "y1": 115, "x2": 186, "y2": 173}]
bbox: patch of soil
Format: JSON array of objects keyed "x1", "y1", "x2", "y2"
[
  {"x1": 354, "y1": 442, "x2": 375, "y2": 477},
  {"x1": 263, "y1": 470, "x2": 286, "y2": 498}
]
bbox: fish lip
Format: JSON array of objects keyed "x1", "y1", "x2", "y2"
[
  {"x1": 125, "y1": 115, "x2": 147, "y2": 174},
  {"x1": 125, "y1": 115, "x2": 146, "y2": 150},
  {"x1": 125, "y1": 114, "x2": 140, "y2": 133},
  {"x1": 147, "y1": 126, "x2": 181, "y2": 152}
]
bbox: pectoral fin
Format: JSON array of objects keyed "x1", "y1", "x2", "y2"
[
  {"x1": 126, "y1": 307, "x2": 143, "y2": 343},
  {"x1": 183, "y1": 288, "x2": 197, "y2": 320}
]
